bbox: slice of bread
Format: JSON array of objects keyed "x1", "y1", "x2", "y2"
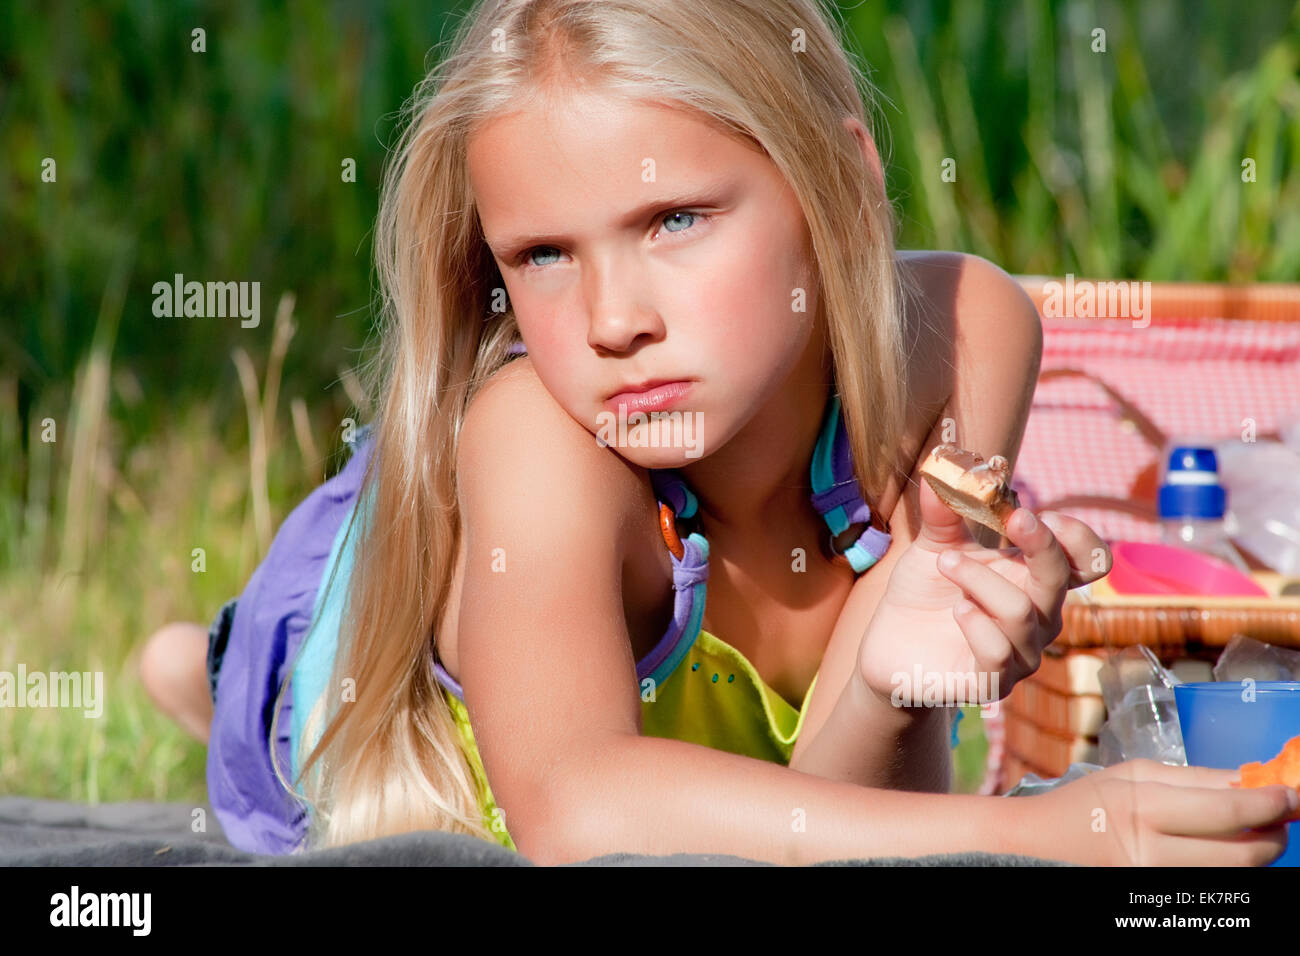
[{"x1": 919, "y1": 443, "x2": 1021, "y2": 537}]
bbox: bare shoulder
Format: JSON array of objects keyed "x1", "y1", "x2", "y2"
[
  {"x1": 455, "y1": 355, "x2": 659, "y2": 593},
  {"x1": 878, "y1": 251, "x2": 1042, "y2": 522},
  {"x1": 896, "y1": 250, "x2": 1038, "y2": 352},
  {"x1": 894, "y1": 250, "x2": 1040, "y2": 409},
  {"x1": 439, "y1": 354, "x2": 654, "y2": 670},
  {"x1": 899, "y1": 251, "x2": 1040, "y2": 340},
  {"x1": 889, "y1": 251, "x2": 1042, "y2": 533},
  {"x1": 459, "y1": 355, "x2": 647, "y2": 502}
]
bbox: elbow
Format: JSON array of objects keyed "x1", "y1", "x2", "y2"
[
  {"x1": 517, "y1": 802, "x2": 622, "y2": 866},
  {"x1": 504, "y1": 763, "x2": 614, "y2": 867},
  {"x1": 508, "y1": 737, "x2": 636, "y2": 865},
  {"x1": 513, "y1": 808, "x2": 596, "y2": 866}
]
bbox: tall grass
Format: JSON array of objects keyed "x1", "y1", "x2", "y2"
[
  {"x1": 1, "y1": 0, "x2": 1296, "y2": 804},
  {"x1": 853, "y1": 0, "x2": 1300, "y2": 278},
  {"x1": 0, "y1": 286, "x2": 350, "y2": 803}
]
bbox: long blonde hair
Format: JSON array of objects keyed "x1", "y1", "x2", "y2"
[{"x1": 283, "y1": 0, "x2": 912, "y2": 850}]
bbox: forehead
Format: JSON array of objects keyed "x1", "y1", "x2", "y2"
[{"x1": 467, "y1": 90, "x2": 773, "y2": 235}]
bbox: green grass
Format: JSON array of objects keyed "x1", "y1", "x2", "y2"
[
  {"x1": 953, "y1": 707, "x2": 992, "y2": 795},
  {"x1": 851, "y1": 0, "x2": 1300, "y2": 279},
  {"x1": 0, "y1": 295, "x2": 358, "y2": 802},
  {"x1": 2, "y1": 0, "x2": 1298, "y2": 805}
]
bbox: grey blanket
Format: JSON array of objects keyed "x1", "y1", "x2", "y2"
[{"x1": 0, "y1": 797, "x2": 1068, "y2": 866}]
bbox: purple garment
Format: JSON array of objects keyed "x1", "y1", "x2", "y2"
[{"x1": 206, "y1": 428, "x2": 374, "y2": 854}]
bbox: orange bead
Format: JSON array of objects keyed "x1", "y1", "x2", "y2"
[{"x1": 660, "y1": 503, "x2": 685, "y2": 561}]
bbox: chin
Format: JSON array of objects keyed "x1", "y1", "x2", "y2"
[
  {"x1": 593, "y1": 421, "x2": 710, "y2": 468},
  {"x1": 615, "y1": 446, "x2": 710, "y2": 470}
]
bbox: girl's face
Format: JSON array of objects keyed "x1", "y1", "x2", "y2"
[{"x1": 467, "y1": 87, "x2": 826, "y2": 469}]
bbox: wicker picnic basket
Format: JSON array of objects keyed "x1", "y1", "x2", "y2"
[{"x1": 987, "y1": 279, "x2": 1300, "y2": 792}]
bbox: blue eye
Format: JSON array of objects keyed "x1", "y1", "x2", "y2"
[
  {"x1": 524, "y1": 247, "x2": 563, "y2": 268},
  {"x1": 515, "y1": 210, "x2": 709, "y2": 271},
  {"x1": 661, "y1": 211, "x2": 699, "y2": 233}
]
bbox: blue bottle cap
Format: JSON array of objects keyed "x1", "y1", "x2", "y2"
[{"x1": 1158, "y1": 445, "x2": 1226, "y2": 519}]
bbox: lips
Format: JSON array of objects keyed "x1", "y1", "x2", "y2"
[
  {"x1": 602, "y1": 380, "x2": 693, "y2": 416},
  {"x1": 607, "y1": 378, "x2": 678, "y2": 400}
]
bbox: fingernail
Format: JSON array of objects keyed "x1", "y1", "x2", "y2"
[
  {"x1": 1288, "y1": 788, "x2": 1299, "y2": 811},
  {"x1": 939, "y1": 550, "x2": 961, "y2": 571},
  {"x1": 1040, "y1": 511, "x2": 1064, "y2": 534},
  {"x1": 1021, "y1": 510, "x2": 1037, "y2": 533}
]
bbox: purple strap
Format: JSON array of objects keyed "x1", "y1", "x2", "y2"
[
  {"x1": 818, "y1": 400, "x2": 892, "y2": 564},
  {"x1": 635, "y1": 527, "x2": 709, "y2": 682},
  {"x1": 810, "y1": 480, "x2": 867, "y2": 517},
  {"x1": 433, "y1": 656, "x2": 464, "y2": 701}
]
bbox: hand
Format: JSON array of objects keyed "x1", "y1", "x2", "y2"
[
  {"x1": 857, "y1": 475, "x2": 1111, "y2": 709},
  {"x1": 1030, "y1": 759, "x2": 1299, "y2": 865}
]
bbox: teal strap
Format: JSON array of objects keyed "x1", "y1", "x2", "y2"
[
  {"x1": 843, "y1": 540, "x2": 884, "y2": 574},
  {"x1": 809, "y1": 394, "x2": 847, "y2": 530}
]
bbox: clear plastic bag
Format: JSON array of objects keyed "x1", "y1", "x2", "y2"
[
  {"x1": 1095, "y1": 646, "x2": 1186, "y2": 766},
  {"x1": 1214, "y1": 427, "x2": 1300, "y2": 575},
  {"x1": 1003, "y1": 761, "x2": 1103, "y2": 796},
  {"x1": 1211, "y1": 633, "x2": 1300, "y2": 682}
]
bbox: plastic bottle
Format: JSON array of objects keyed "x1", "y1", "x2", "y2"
[{"x1": 1157, "y1": 445, "x2": 1252, "y2": 574}]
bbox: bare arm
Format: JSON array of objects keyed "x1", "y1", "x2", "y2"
[
  {"x1": 788, "y1": 254, "x2": 1042, "y2": 790},
  {"x1": 548, "y1": 729, "x2": 1023, "y2": 866},
  {"x1": 789, "y1": 664, "x2": 954, "y2": 793},
  {"x1": 454, "y1": 350, "x2": 1292, "y2": 868}
]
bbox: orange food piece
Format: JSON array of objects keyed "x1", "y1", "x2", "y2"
[{"x1": 1232, "y1": 734, "x2": 1300, "y2": 790}]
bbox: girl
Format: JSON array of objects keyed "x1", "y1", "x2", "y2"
[{"x1": 142, "y1": 0, "x2": 1298, "y2": 865}]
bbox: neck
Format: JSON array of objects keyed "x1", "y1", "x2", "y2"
[{"x1": 676, "y1": 376, "x2": 834, "y2": 544}]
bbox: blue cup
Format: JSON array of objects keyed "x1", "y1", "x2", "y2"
[{"x1": 1174, "y1": 681, "x2": 1300, "y2": 867}]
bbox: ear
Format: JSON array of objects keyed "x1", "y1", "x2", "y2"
[{"x1": 843, "y1": 115, "x2": 885, "y2": 195}]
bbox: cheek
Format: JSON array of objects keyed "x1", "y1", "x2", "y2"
[
  {"x1": 691, "y1": 233, "x2": 814, "y2": 357},
  {"x1": 513, "y1": 285, "x2": 587, "y2": 354}
]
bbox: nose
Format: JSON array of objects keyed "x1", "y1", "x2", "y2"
[{"x1": 583, "y1": 251, "x2": 664, "y2": 353}]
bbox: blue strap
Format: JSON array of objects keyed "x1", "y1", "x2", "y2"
[{"x1": 808, "y1": 394, "x2": 892, "y2": 573}]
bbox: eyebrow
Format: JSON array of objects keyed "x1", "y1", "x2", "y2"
[{"x1": 485, "y1": 178, "x2": 735, "y2": 260}]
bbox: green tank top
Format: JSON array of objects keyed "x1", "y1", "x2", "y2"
[{"x1": 443, "y1": 626, "x2": 826, "y2": 853}]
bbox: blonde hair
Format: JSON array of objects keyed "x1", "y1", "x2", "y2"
[{"x1": 282, "y1": 0, "x2": 913, "y2": 850}]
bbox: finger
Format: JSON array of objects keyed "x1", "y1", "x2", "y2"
[
  {"x1": 1038, "y1": 511, "x2": 1112, "y2": 588},
  {"x1": 915, "y1": 475, "x2": 979, "y2": 550},
  {"x1": 1061, "y1": 771, "x2": 1296, "y2": 865},
  {"x1": 1139, "y1": 781, "x2": 1300, "y2": 838},
  {"x1": 938, "y1": 550, "x2": 1045, "y2": 666},
  {"x1": 1139, "y1": 824, "x2": 1290, "y2": 867},
  {"x1": 948, "y1": 593, "x2": 1028, "y2": 692},
  {"x1": 1111, "y1": 759, "x2": 1245, "y2": 790},
  {"x1": 1110, "y1": 761, "x2": 1300, "y2": 821},
  {"x1": 1000, "y1": 508, "x2": 1073, "y2": 614}
]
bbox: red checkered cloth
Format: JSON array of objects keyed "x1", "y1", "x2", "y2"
[{"x1": 1014, "y1": 317, "x2": 1300, "y2": 543}]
